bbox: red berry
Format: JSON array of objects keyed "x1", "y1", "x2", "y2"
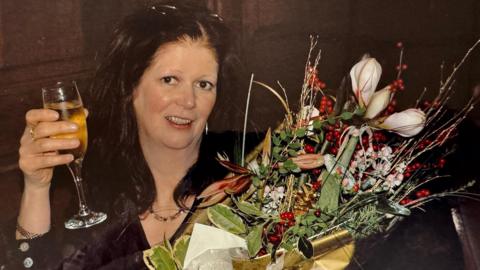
[
  {"x1": 353, "y1": 183, "x2": 360, "y2": 192},
  {"x1": 312, "y1": 181, "x2": 321, "y2": 191},
  {"x1": 402, "y1": 64, "x2": 408, "y2": 70},
  {"x1": 304, "y1": 144, "x2": 315, "y2": 153},
  {"x1": 400, "y1": 198, "x2": 411, "y2": 205},
  {"x1": 314, "y1": 210, "x2": 321, "y2": 217},
  {"x1": 288, "y1": 220, "x2": 295, "y2": 227},
  {"x1": 438, "y1": 158, "x2": 446, "y2": 168},
  {"x1": 396, "y1": 42, "x2": 403, "y2": 48}
]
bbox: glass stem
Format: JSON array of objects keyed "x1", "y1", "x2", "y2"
[{"x1": 67, "y1": 158, "x2": 90, "y2": 217}]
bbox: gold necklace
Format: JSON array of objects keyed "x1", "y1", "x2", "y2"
[{"x1": 148, "y1": 205, "x2": 186, "y2": 222}]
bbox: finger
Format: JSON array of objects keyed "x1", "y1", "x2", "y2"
[
  {"x1": 36, "y1": 154, "x2": 74, "y2": 169},
  {"x1": 25, "y1": 109, "x2": 59, "y2": 127},
  {"x1": 19, "y1": 154, "x2": 74, "y2": 173},
  {"x1": 84, "y1": 108, "x2": 89, "y2": 118},
  {"x1": 31, "y1": 121, "x2": 78, "y2": 140},
  {"x1": 30, "y1": 138, "x2": 80, "y2": 155}
]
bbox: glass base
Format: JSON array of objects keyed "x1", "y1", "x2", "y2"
[{"x1": 65, "y1": 211, "x2": 107, "y2": 229}]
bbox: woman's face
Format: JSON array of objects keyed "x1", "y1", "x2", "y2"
[{"x1": 133, "y1": 38, "x2": 218, "y2": 152}]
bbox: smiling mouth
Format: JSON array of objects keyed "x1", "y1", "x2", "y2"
[{"x1": 165, "y1": 116, "x2": 193, "y2": 125}]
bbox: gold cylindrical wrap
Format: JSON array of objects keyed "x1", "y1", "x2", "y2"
[{"x1": 232, "y1": 230, "x2": 354, "y2": 270}]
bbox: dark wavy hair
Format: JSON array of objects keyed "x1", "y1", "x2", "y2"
[{"x1": 83, "y1": 2, "x2": 235, "y2": 215}]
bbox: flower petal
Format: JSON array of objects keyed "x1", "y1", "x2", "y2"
[
  {"x1": 350, "y1": 57, "x2": 382, "y2": 107},
  {"x1": 364, "y1": 86, "x2": 392, "y2": 119},
  {"x1": 378, "y1": 108, "x2": 426, "y2": 137}
]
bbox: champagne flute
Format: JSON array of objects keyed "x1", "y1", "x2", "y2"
[{"x1": 42, "y1": 81, "x2": 107, "y2": 229}]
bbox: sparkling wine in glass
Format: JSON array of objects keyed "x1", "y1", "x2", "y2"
[{"x1": 42, "y1": 81, "x2": 107, "y2": 229}]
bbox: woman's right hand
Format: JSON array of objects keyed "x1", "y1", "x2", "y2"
[{"x1": 18, "y1": 109, "x2": 79, "y2": 191}]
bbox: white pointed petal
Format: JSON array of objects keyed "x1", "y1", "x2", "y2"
[
  {"x1": 350, "y1": 58, "x2": 382, "y2": 107},
  {"x1": 379, "y1": 108, "x2": 426, "y2": 137},
  {"x1": 364, "y1": 86, "x2": 392, "y2": 119}
]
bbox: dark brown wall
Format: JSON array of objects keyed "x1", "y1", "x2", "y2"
[
  {"x1": 0, "y1": 0, "x2": 139, "y2": 221},
  {"x1": 1, "y1": 0, "x2": 479, "y2": 223},
  {"x1": 233, "y1": 0, "x2": 480, "y2": 133}
]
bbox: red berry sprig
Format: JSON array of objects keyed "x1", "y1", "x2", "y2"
[
  {"x1": 319, "y1": 96, "x2": 334, "y2": 114},
  {"x1": 400, "y1": 198, "x2": 412, "y2": 205},
  {"x1": 312, "y1": 181, "x2": 321, "y2": 191},
  {"x1": 415, "y1": 189, "x2": 431, "y2": 198},
  {"x1": 389, "y1": 79, "x2": 405, "y2": 92},
  {"x1": 304, "y1": 144, "x2": 315, "y2": 153}
]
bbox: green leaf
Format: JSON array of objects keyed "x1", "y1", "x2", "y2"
[
  {"x1": 291, "y1": 165, "x2": 301, "y2": 173},
  {"x1": 279, "y1": 167, "x2": 288, "y2": 174},
  {"x1": 313, "y1": 119, "x2": 323, "y2": 130},
  {"x1": 280, "y1": 241, "x2": 295, "y2": 251},
  {"x1": 318, "y1": 170, "x2": 340, "y2": 213},
  {"x1": 145, "y1": 246, "x2": 177, "y2": 270},
  {"x1": 288, "y1": 149, "x2": 298, "y2": 157},
  {"x1": 340, "y1": 111, "x2": 353, "y2": 120},
  {"x1": 295, "y1": 128, "x2": 306, "y2": 138},
  {"x1": 283, "y1": 159, "x2": 295, "y2": 169},
  {"x1": 173, "y1": 235, "x2": 190, "y2": 268},
  {"x1": 207, "y1": 204, "x2": 246, "y2": 234},
  {"x1": 290, "y1": 142, "x2": 302, "y2": 150},
  {"x1": 272, "y1": 135, "x2": 281, "y2": 146},
  {"x1": 252, "y1": 176, "x2": 261, "y2": 187},
  {"x1": 301, "y1": 215, "x2": 316, "y2": 225},
  {"x1": 246, "y1": 224, "x2": 263, "y2": 257},
  {"x1": 236, "y1": 201, "x2": 264, "y2": 217},
  {"x1": 273, "y1": 146, "x2": 282, "y2": 154},
  {"x1": 327, "y1": 117, "x2": 336, "y2": 125},
  {"x1": 280, "y1": 131, "x2": 287, "y2": 140}
]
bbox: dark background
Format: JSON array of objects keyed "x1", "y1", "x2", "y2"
[{"x1": 0, "y1": 0, "x2": 479, "y2": 269}]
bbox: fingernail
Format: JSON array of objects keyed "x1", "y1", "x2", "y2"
[
  {"x1": 49, "y1": 110, "x2": 60, "y2": 119},
  {"x1": 68, "y1": 124, "x2": 78, "y2": 130}
]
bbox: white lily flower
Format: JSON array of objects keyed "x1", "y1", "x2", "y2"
[
  {"x1": 378, "y1": 108, "x2": 426, "y2": 137},
  {"x1": 364, "y1": 86, "x2": 392, "y2": 119},
  {"x1": 350, "y1": 57, "x2": 382, "y2": 108}
]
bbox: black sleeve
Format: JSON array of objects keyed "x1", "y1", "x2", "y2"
[{"x1": 0, "y1": 219, "x2": 62, "y2": 270}]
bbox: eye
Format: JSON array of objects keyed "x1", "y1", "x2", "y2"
[
  {"x1": 195, "y1": 80, "x2": 216, "y2": 91},
  {"x1": 160, "y1": 76, "x2": 178, "y2": 85}
]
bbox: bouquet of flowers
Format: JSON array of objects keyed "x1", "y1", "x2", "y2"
[{"x1": 143, "y1": 37, "x2": 480, "y2": 270}]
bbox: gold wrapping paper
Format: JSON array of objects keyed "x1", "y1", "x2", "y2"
[{"x1": 231, "y1": 230, "x2": 354, "y2": 270}]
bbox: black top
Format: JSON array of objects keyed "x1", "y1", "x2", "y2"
[{"x1": 1, "y1": 195, "x2": 201, "y2": 270}]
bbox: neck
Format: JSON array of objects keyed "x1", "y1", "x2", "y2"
[{"x1": 140, "y1": 138, "x2": 201, "y2": 207}]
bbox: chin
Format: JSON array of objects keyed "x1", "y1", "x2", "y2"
[{"x1": 162, "y1": 135, "x2": 202, "y2": 151}]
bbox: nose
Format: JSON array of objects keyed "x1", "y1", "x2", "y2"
[{"x1": 176, "y1": 84, "x2": 196, "y2": 109}]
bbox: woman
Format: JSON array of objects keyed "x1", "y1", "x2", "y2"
[{"x1": 3, "y1": 2, "x2": 239, "y2": 269}]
